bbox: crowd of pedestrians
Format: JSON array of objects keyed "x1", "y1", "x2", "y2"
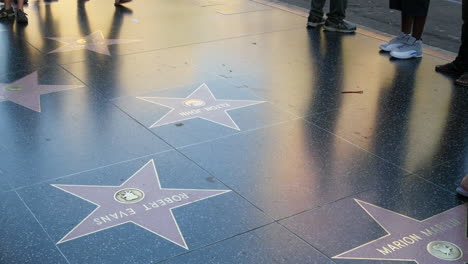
[
  {"x1": 306, "y1": 0, "x2": 467, "y2": 196},
  {"x1": 0, "y1": 0, "x2": 466, "y2": 196},
  {"x1": 307, "y1": 0, "x2": 467, "y2": 89},
  {"x1": 0, "y1": 0, "x2": 132, "y2": 24}
]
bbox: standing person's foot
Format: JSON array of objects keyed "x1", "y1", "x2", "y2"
[
  {"x1": 114, "y1": 0, "x2": 131, "y2": 6},
  {"x1": 306, "y1": 15, "x2": 325, "y2": 28},
  {"x1": 380, "y1": 33, "x2": 409, "y2": 52},
  {"x1": 455, "y1": 73, "x2": 468, "y2": 87},
  {"x1": 16, "y1": 9, "x2": 27, "y2": 23},
  {"x1": 13, "y1": 0, "x2": 28, "y2": 4},
  {"x1": 390, "y1": 36, "x2": 423, "y2": 59},
  {"x1": 456, "y1": 175, "x2": 468, "y2": 197},
  {"x1": 435, "y1": 62, "x2": 465, "y2": 75},
  {"x1": 323, "y1": 20, "x2": 356, "y2": 33},
  {"x1": 0, "y1": 7, "x2": 15, "y2": 18}
]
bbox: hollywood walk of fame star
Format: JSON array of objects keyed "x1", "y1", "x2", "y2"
[
  {"x1": 333, "y1": 199, "x2": 467, "y2": 263},
  {"x1": 137, "y1": 83, "x2": 266, "y2": 130},
  {"x1": 0, "y1": 72, "x2": 82, "y2": 112},
  {"x1": 52, "y1": 160, "x2": 231, "y2": 249},
  {"x1": 47, "y1": 31, "x2": 140, "y2": 55}
]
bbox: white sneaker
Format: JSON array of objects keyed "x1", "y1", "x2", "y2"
[
  {"x1": 380, "y1": 33, "x2": 409, "y2": 52},
  {"x1": 390, "y1": 37, "x2": 423, "y2": 59}
]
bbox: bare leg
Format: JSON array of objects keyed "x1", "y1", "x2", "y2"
[
  {"x1": 411, "y1": 16, "x2": 427, "y2": 40},
  {"x1": 401, "y1": 15, "x2": 413, "y2": 34},
  {"x1": 4, "y1": 0, "x2": 12, "y2": 9}
]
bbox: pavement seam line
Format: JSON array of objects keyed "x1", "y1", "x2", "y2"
[{"x1": 14, "y1": 191, "x2": 72, "y2": 264}]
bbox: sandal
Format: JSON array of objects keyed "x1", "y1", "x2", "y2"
[
  {"x1": 456, "y1": 186, "x2": 468, "y2": 197},
  {"x1": 455, "y1": 73, "x2": 468, "y2": 87}
]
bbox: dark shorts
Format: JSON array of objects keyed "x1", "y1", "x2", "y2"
[{"x1": 390, "y1": 0, "x2": 430, "y2": 17}]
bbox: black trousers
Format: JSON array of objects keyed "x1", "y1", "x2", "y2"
[
  {"x1": 454, "y1": 0, "x2": 468, "y2": 72},
  {"x1": 389, "y1": 0, "x2": 430, "y2": 17}
]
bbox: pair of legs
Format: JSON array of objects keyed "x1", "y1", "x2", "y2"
[
  {"x1": 3, "y1": 0, "x2": 24, "y2": 11},
  {"x1": 307, "y1": 0, "x2": 355, "y2": 32},
  {"x1": 400, "y1": 14, "x2": 427, "y2": 40},
  {"x1": 0, "y1": 0, "x2": 27, "y2": 23},
  {"x1": 309, "y1": 0, "x2": 347, "y2": 23},
  {"x1": 379, "y1": 1, "x2": 429, "y2": 59}
]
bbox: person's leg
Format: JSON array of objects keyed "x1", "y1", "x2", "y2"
[
  {"x1": 454, "y1": 0, "x2": 468, "y2": 71},
  {"x1": 436, "y1": 0, "x2": 466, "y2": 75},
  {"x1": 327, "y1": 0, "x2": 346, "y2": 23},
  {"x1": 411, "y1": 16, "x2": 427, "y2": 40},
  {"x1": 309, "y1": 0, "x2": 327, "y2": 19},
  {"x1": 15, "y1": 0, "x2": 28, "y2": 23},
  {"x1": 4, "y1": 0, "x2": 12, "y2": 9},
  {"x1": 15, "y1": 0, "x2": 23, "y2": 10},
  {"x1": 401, "y1": 14, "x2": 413, "y2": 35},
  {"x1": 0, "y1": 0, "x2": 15, "y2": 18},
  {"x1": 437, "y1": 0, "x2": 468, "y2": 83},
  {"x1": 390, "y1": 14, "x2": 424, "y2": 59},
  {"x1": 323, "y1": 0, "x2": 355, "y2": 32}
]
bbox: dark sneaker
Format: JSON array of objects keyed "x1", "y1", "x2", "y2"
[
  {"x1": 455, "y1": 73, "x2": 468, "y2": 87},
  {"x1": 323, "y1": 20, "x2": 356, "y2": 33},
  {"x1": 435, "y1": 62, "x2": 464, "y2": 75},
  {"x1": 0, "y1": 7, "x2": 15, "y2": 19},
  {"x1": 307, "y1": 15, "x2": 325, "y2": 28},
  {"x1": 16, "y1": 9, "x2": 28, "y2": 23}
]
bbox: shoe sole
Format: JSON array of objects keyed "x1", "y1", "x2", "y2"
[
  {"x1": 390, "y1": 53, "x2": 423, "y2": 59},
  {"x1": 455, "y1": 79, "x2": 468, "y2": 87},
  {"x1": 323, "y1": 25, "x2": 355, "y2": 33},
  {"x1": 307, "y1": 21, "x2": 325, "y2": 28},
  {"x1": 456, "y1": 187, "x2": 468, "y2": 197},
  {"x1": 435, "y1": 67, "x2": 463, "y2": 75},
  {"x1": 380, "y1": 46, "x2": 392, "y2": 52},
  {"x1": 0, "y1": 13, "x2": 15, "y2": 18}
]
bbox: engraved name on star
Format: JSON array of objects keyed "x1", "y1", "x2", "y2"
[
  {"x1": 52, "y1": 160, "x2": 231, "y2": 249},
  {"x1": 137, "y1": 83, "x2": 265, "y2": 130},
  {"x1": 333, "y1": 199, "x2": 467, "y2": 264},
  {"x1": 47, "y1": 31, "x2": 140, "y2": 55},
  {"x1": 0, "y1": 72, "x2": 82, "y2": 112}
]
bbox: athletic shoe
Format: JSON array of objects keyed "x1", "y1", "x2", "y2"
[
  {"x1": 435, "y1": 62, "x2": 464, "y2": 75},
  {"x1": 307, "y1": 15, "x2": 325, "y2": 28},
  {"x1": 0, "y1": 7, "x2": 15, "y2": 19},
  {"x1": 16, "y1": 9, "x2": 28, "y2": 23},
  {"x1": 380, "y1": 33, "x2": 409, "y2": 52},
  {"x1": 390, "y1": 37, "x2": 423, "y2": 59},
  {"x1": 323, "y1": 20, "x2": 356, "y2": 33}
]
